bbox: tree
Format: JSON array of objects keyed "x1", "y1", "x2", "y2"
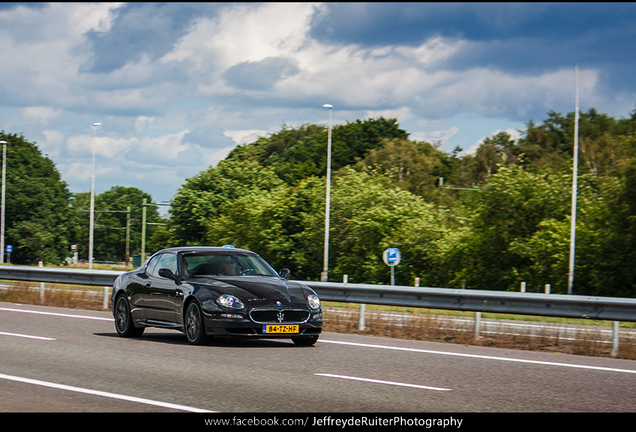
[
  {"x1": 204, "y1": 167, "x2": 455, "y2": 284},
  {"x1": 325, "y1": 168, "x2": 454, "y2": 285},
  {"x1": 572, "y1": 137, "x2": 636, "y2": 297},
  {"x1": 0, "y1": 132, "x2": 74, "y2": 265},
  {"x1": 226, "y1": 118, "x2": 411, "y2": 185},
  {"x1": 447, "y1": 165, "x2": 573, "y2": 291},
  {"x1": 474, "y1": 131, "x2": 520, "y2": 179},
  {"x1": 204, "y1": 181, "x2": 308, "y2": 274},
  {"x1": 70, "y1": 186, "x2": 160, "y2": 263},
  {"x1": 355, "y1": 138, "x2": 444, "y2": 200},
  {"x1": 167, "y1": 159, "x2": 283, "y2": 246},
  {"x1": 164, "y1": 108, "x2": 636, "y2": 297}
]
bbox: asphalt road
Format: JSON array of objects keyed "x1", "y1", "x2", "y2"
[{"x1": 1, "y1": 302, "x2": 636, "y2": 417}]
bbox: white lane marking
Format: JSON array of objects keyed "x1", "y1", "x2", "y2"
[
  {"x1": 0, "y1": 373, "x2": 213, "y2": 413},
  {"x1": 315, "y1": 373, "x2": 452, "y2": 391},
  {"x1": 0, "y1": 331, "x2": 55, "y2": 341},
  {"x1": 0, "y1": 306, "x2": 113, "y2": 321},
  {"x1": 319, "y1": 339, "x2": 636, "y2": 375}
]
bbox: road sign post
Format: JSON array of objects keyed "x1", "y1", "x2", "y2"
[{"x1": 383, "y1": 247, "x2": 400, "y2": 285}]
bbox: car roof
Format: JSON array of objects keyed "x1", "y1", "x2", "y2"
[{"x1": 154, "y1": 246, "x2": 254, "y2": 254}]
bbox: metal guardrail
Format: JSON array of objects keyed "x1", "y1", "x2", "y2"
[
  {"x1": 1, "y1": 265, "x2": 636, "y2": 323},
  {"x1": 0, "y1": 265, "x2": 123, "y2": 287},
  {"x1": 310, "y1": 281, "x2": 636, "y2": 322}
]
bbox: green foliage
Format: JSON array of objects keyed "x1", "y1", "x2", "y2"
[
  {"x1": 327, "y1": 168, "x2": 452, "y2": 285},
  {"x1": 163, "y1": 110, "x2": 636, "y2": 297},
  {"x1": 203, "y1": 168, "x2": 454, "y2": 284},
  {"x1": 70, "y1": 186, "x2": 160, "y2": 262},
  {"x1": 167, "y1": 159, "x2": 283, "y2": 245},
  {"x1": 5, "y1": 107, "x2": 636, "y2": 298},
  {"x1": 444, "y1": 165, "x2": 571, "y2": 291},
  {"x1": 226, "y1": 117, "x2": 410, "y2": 185},
  {"x1": 354, "y1": 138, "x2": 444, "y2": 200},
  {"x1": 1, "y1": 132, "x2": 73, "y2": 265}
]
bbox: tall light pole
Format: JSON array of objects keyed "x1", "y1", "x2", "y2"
[
  {"x1": 568, "y1": 65, "x2": 580, "y2": 294},
  {"x1": 0, "y1": 140, "x2": 7, "y2": 264},
  {"x1": 321, "y1": 104, "x2": 333, "y2": 282},
  {"x1": 88, "y1": 123, "x2": 101, "y2": 269}
]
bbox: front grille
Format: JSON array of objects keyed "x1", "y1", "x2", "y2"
[{"x1": 249, "y1": 309, "x2": 310, "y2": 324}]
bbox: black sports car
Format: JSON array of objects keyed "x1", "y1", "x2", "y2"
[{"x1": 111, "y1": 246, "x2": 322, "y2": 346}]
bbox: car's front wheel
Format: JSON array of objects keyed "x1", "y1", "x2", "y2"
[
  {"x1": 185, "y1": 301, "x2": 206, "y2": 345},
  {"x1": 114, "y1": 295, "x2": 144, "y2": 338},
  {"x1": 291, "y1": 335, "x2": 319, "y2": 346}
]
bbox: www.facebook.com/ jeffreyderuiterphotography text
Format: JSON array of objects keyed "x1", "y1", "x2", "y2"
[{"x1": 203, "y1": 414, "x2": 464, "y2": 428}]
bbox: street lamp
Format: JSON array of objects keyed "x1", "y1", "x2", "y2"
[
  {"x1": 0, "y1": 140, "x2": 7, "y2": 264},
  {"x1": 88, "y1": 123, "x2": 101, "y2": 269},
  {"x1": 321, "y1": 104, "x2": 333, "y2": 282},
  {"x1": 568, "y1": 65, "x2": 580, "y2": 295}
]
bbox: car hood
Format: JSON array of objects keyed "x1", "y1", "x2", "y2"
[{"x1": 191, "y1": 276, "x2": 313, "y2": 307}]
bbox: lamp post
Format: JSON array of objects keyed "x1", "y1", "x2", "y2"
[
  {"x1": 321, "y1": 104, "x2": 333, "y2": 282},
  {"x1": 88, "y1": 123, "x2": 101, "y2": 269},
  {"x1": 0, "y1": 140, "x2": 7, "y2": 264},
  {"x1": 568, "y1": 65, "x2": 580, "y2": 295}
]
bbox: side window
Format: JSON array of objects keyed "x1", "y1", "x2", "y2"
[
  {"x1": 145, "y1": 254, "x2": 162, "y2": 277},
  {"x1": 150, "y1": 253, "x2": 177, "y2": 278}
]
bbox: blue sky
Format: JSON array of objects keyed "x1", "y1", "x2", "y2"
[{"x1": 0, "y1": 2, "x2": 635, "y2": 207}]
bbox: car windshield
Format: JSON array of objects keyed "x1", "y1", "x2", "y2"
[{"x1": 181, "y1": 251, "x2": 279, "y2": 279}]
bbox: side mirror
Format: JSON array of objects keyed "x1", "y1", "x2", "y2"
[
  {"x1": 279, "y1": 268, "x2": 291, "y2": 279},
  {"x1": 158, "y1": 268, "x2": 181, "y2": 285}
]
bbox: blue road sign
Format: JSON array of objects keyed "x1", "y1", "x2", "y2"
[
  {"x1": 383, "y1": 248, "x2": 400, "y2": 266},
  {"x1": 388, "y1": 248, "x2": 399, "y2": 262}
]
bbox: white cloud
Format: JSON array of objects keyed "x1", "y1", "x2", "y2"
[
  {"x1": 21, "y1": 106, "x2": 62, "y2": 126},
  {"x1": 0, "y1": 3, "x2": 122, "y2": 106},
  {"x1": 134, "y1": 116, "x2": 156, "y2": 134},
  {"x1": 163, "y1": 3, "x2": 316, "y2": 69},
  {"x1": 40, "y1": 129, "x2": 66, "y2": 157},
  {"x1": 224, "y1": 130, "x2": 267, "y2": 145},
  {"x1": 411, "y1": 126, "x2": 460, "y2": 145},
  {"x1": 0, "y1": 2, "x2": 632, "y2": 206}
]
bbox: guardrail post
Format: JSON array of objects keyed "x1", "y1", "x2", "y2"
[
  {"x1": 345, "y1": 274, "x2": 366, "y2": 331},
  {"x1": 38, "y1": 261, "x2": 45, "y2": 302},
  {"x1": 474, "y1": 312, "x2": 481, "y2": 339},
  {"x1": 359, "y1": 304, "x2": 366, "y2": 331},
  {"x1": 612, "y1": 321, "x2": 620, "y2": 357},
  {"x1": 103, "y1": 287, "x2": 110, "y2": 310}
]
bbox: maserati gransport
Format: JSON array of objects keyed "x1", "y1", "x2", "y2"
[{"x1": 112, "y1": 246, "x2": 322, "y2": 346}]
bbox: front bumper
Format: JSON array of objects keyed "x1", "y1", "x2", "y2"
[{"x1": 202, "y1": 308, "x2": 323, "y2": 338}]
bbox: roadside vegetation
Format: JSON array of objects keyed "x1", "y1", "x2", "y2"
[{"x1": 2, "y1": 107, "x2": 636, "y2": 299}]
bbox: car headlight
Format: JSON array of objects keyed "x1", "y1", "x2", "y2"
[
  {"x1": 308, "y1": 294, "x2": 321, "y2": 310},
  {"x1": 216, "y1": 294, "x2": 245, "y2": 309}
]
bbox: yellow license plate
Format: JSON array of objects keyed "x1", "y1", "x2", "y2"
[{"x1": 263, "y1": 324, "x2": 299, "y2": 334}]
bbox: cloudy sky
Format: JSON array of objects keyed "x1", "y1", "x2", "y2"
[{"x1": 1, "y1": 2, "x2": 635, "y2": 209}]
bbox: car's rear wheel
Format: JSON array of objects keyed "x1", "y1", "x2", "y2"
[
  {"x1": 291, "y1": 335, "x2": 319, "y2": 346},
  {"x1": 185, "y1": 301, "x2": 206, "y2": 345},
  {"x1": 115, "y1": 295, "x2": 144, "y2": 338}
]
